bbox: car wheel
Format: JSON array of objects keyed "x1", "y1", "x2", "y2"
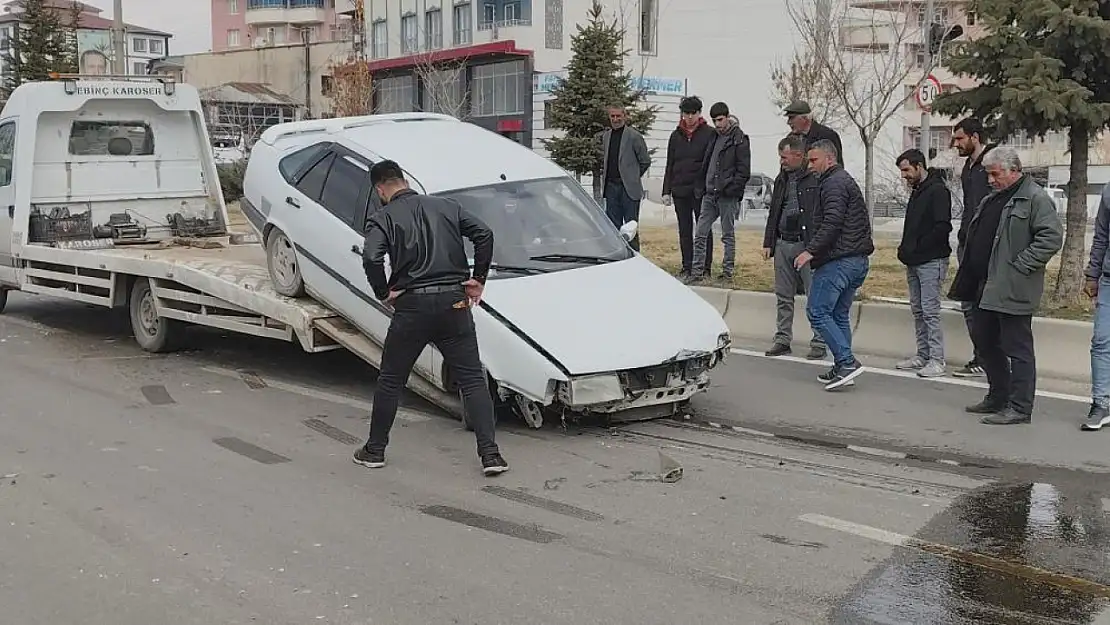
[
  {"x1": 0, "y1": 288, "x2": 7, "y2": 313},
  {"x1": 266, "y1": 227, "x2": 306, "y2": 297}
]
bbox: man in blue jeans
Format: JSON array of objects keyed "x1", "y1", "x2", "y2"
[
  {"x1": 794, "y1": 139, "x2": 875, "y2": 390},
  {"x1": 1083, "y1": 185, "x2": 1110, "y2": 430}
]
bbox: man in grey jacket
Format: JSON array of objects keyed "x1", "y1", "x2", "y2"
[
  {"x1": 947, "y1": 147, "x2": 1063, "y2": 425},
  {"x1": 599, "y1": 105, "x2": 651, "y2": 251},
  {"x1": 1082, "y1": 186, "x2": 1110, "y2": 431}
]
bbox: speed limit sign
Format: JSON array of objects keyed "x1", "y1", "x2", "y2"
[{"x1": 916, "y1": 75, "x2": 941, "y2": 112}]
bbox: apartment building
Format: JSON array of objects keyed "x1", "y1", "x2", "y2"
[
  {"x1": 0, "y1": 0, "x2": 170, "y2": 77},
  {"x1": 356, "y1": 0, "x2": 778, "y2": 170},
  {"x1": 212, "y1": 0, "x2": 359, "y2": 52}
]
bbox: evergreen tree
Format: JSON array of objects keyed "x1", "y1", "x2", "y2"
[
  {"x1": 933, "y1": 0, "x2": 1110, "y2": 306},
  {"x1": 542, "y1": 0, "x2": 657, "y2": 199},
  {"x1": 3, "y1": 0, "x2": 78, "y2": 99}
]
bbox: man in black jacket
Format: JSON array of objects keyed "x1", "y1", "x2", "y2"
[
  {"x1": 356, "y1": 160, "x2": 509, "y2": 477},
  {"x1": 785, "y1": 100, "x2": 844, "y2": 166},
  {"x1": 662, "y1": 95, "x2": 716, "y2": 278},
  {"x1": 951, "y1": 118, "x2": 996, "y2": 378},
  {"x1": 762, "y1": 133, "x2": 825, "y2": 359},
  {"x1": 795, "y1": 139, "x2": 875, "y2": 390},
  {"x1": 894, "y1": 149, "x2": 952, "y2": 379},
  {"x1": 687, "y1": 102, "x2": 750, "y2": 283}
]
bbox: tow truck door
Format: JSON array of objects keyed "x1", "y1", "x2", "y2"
[{"x1": 0, "y1": 119, "x2": 17, "y2": 286}]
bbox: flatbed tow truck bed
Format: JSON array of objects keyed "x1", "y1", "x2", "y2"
[{"x1": 17, "y1": 238, "x2": 465, "y2": 418}]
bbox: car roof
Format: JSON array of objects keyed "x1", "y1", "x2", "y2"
[{"x1": 336, "y1": 118, "x2": 567, "y2": 193}]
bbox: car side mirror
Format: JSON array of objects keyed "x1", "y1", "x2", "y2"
[{"x1": 620, "y1": 220, "x2": 638, "y2": 242}]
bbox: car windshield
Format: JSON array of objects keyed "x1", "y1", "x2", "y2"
[{"x1": 436, "y1": 176, "x2": 634, "y2": 275}]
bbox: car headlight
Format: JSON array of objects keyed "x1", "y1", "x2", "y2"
[{"x1": 568, "y1": 374, "x2": 625, "y2": 405}]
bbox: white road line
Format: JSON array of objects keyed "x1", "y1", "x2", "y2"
[
  {"x1": 799, "y1": 513, "x2": 909, "y2": 546},
  {"x1": 201, "y1": 366, "x2": 431, "y2": 422},
  {"x1": 730, "y1": 347, "x2": 1090, "y2": 404}
]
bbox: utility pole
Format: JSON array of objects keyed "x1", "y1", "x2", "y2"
[
  {"x1": 111, "y1": 0, "x2": 126, "y2": 75},
  {"x1": 302, "y1": 27, "x2": 312, "y2": 118},
  {"x1": 917, "y1": 0, "x2": 934, "y2": 158}
]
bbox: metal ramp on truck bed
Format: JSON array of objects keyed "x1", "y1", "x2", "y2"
[{"x1": 19, "y1": 239, "x2": 463, "y2": 419}]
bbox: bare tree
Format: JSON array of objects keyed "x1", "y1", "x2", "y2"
[
  {"x1": 327, "y1": 59, "x2": 373, "y2": 117},
  {"x1": 787, "y1": 0, "x2": 928, "y2": 211},
  {"x1": 769, "y1": 0, "x2": 846, "y2": 129},
  {"x1": 412, "y1": 56, "x2": 470, "y2": 118}
]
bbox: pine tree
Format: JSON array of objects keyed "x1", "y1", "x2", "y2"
[
  {"x1": 3, "y1": 0, "x2": 78, "y2": 99},
  {"x1": 542, "y1": 0, "x2": 657, "y2": 200},
  {"x1": 933, "y1": 0, "x2": 1110, "y2": 306}
]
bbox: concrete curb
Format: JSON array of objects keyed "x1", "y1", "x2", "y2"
[{"x1": 693, "y1": 287, "x2": 1094, "y2": 384}]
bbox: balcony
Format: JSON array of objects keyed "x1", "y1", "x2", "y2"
[
  {"x1": 477, "y1": 0, "x2": 532, "y2": 32},
  {"x1": 246, "y1": 0, "x2": 327, "y2": 26}
]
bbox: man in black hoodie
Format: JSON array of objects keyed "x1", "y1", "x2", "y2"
[
  {"x1": 951, "y1": 118, "x2": 996, "y2": 378},
  {"x1": 662, "y1": 96, "x2": 716, "y2": 278},
  {"x1": 894, "y1": 149, "x2": 952, "y2": 379}
]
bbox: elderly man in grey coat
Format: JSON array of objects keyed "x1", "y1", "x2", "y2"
[
  {"x1": 948, "y1": 146, "x2": 1063, "y2": 425},
  {"x1": 599, "y1": 105, "x2": 651, "y2": 251}
]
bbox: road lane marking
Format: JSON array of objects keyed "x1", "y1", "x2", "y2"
[
  {"x1": 799, "y1": 513, "x2": 1110, "y2": 598},
  {"x1": 201, "y1": 366, "x2": 431, "y2": 422},
  {"x1": 730, "y1": 348, "x2": 1089, "y2": 404}
]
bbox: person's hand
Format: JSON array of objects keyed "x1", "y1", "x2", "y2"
[
  {"x1": 662, "y1": 194, "x2": 673, "y2": 206},
  {"x1": 761, "y1": 247, "x2": 771, "y2": 261},
  {"x1": 1085, "y1": 277, "x2": 1099, "y2": 299},
  {"x1": 794, "y1": 251, "x2": 813, "y2": 270},
  {"x1": 384, "y1": 289, "x2": 404, "y2": 308},
  {"x1": 462, "y1": 278, "x2": 484, "y2": 305}
]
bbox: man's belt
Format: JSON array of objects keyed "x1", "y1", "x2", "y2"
[
  {"x1": 407, "y1": 284, "x2": 465, "y2": 294},
  {"x1": 778, "y1": 234, "x2": 804, "y2": 243}
]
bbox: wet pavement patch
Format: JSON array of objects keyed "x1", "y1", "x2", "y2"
[
  {"x1": 303, "y1": 417, "x2": 362, "y2": 445},
  {"x1": 418, "y1": 504, "x2": 563, "y2": 544},
  {"x1": 829, "y1": 481, "x2": 1110, "y2": 624},
  {"x1": 140, "y1": 385, "x2": 175, "y2": 405},
  {"x1": 481, "y1": 485, "x2": 605, "y2": 522},
  {"x1": 212, "y1": 437, "x2": 291, "y2": 465}
]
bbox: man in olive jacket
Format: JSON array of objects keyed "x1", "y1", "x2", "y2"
[{"x1": 948, "y1": 146, "x2": 1063, "y2": 425}]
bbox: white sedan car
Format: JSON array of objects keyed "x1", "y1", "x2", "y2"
[{"x1": 240, "y1": 113, "x2": 730, "y2": 427}]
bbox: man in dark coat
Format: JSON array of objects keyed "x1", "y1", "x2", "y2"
[
  {"x1": 662, "y1": 95, "x2": 716, "y2": 278},
  {"x1": 784, "y1": 100, "x2": 844, "y2": 166}
]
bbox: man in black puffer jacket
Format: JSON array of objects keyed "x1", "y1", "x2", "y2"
[
  {"x1": 662, "y1": 96, "x2": 716, "y2": 278},
  {"x1": 794, "y1": 139, "x2": 875, "y2": 390}
]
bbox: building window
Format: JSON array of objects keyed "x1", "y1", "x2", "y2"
[
  {"x1": 470, "y1": 59, "x2": 526, "y2": 117},
  {"x1": 639, "y1": 0, "x2": 657, "y2": 55},
  {"x1": 966, "y1": 10, "x2": 976, "y2": 26},
  {"x1": 150, "y1": 39, "x2": 164, "y2": 55},
  {"x1": 453, "y1": 3, "x2": 472, "y2": 45},
  {"x1": 375, "y1": 74, "x2": 416, "y2": 113},
  {"x1": 133, "y1": 61, "x2": 147, "y2": 75},
  {"x1": 401, "y1": 13, "x2": 418, "y2": 54},
  {"x1": 228, "y1": 0, "x2": 239, "y2": 13},
  {"x1": 544, "y1": 0, "x2": 563, "y2": 49},
  {"x1": 133, "y1": 37, "x2": 147, "y2": 53},
  {"x1": 422, "y1": 68, "x2": 465, "y2": 115},
  {"x1": 371, "y1": 19, "x2": 387, "y2": 58},
  {"x1": 322, "y1": 74, "x2": 334, "y2": 96},
  {"x1": 1007, "y1": 133, "x2": 1034, "y2": 150},
  {"x1": 482, "y1": 2, "x2": 495, "y2": 26},
  {"x1": 227, "y1": 29, "x2": 241, "y2": 47},
  {"x1": 425, "y1": 8, "x2": 442, "y2": 50},
  {"x1": 504, "y1": 1, "x2": 518, "y2": 22},
  {"x1": 543, "y1": 99, "x2": 553, "y2": 128}
]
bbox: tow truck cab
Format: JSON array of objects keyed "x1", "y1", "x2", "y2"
[{"x1": 0, "y1": 75, "x2": 229, "y2": 288}]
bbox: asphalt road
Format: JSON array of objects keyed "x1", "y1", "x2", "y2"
[{"x1": 4, "y1": 292, "x2": 1110, "y2": 624}]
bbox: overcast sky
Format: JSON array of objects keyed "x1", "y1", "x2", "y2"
[{"x1": 84, "y1": 0, "x2": 211, "y2": 54}]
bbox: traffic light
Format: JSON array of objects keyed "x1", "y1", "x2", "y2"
[{"x1": 928, "y1": 22, "x2": 964, "y2": 55}]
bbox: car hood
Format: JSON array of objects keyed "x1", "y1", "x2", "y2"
[{"x1": 481, "y1": 255, "x2": 728, "y2": 374}]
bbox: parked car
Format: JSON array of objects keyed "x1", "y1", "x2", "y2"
[{"x1": 239, "y1": 113, "x2": 731, "y2": 427}]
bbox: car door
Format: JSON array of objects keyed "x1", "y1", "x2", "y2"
[{"x1": 0, "y1": 120, "x2": 17, "y2": 285}]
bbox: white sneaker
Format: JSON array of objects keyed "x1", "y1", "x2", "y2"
[
  {"x1": 896, "y1": 355, "x2": 926, "y2": 370},
  {"x1": 917, "y1": 360, "x2": 947, "y2": 378}
]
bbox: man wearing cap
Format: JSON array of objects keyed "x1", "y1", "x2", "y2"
[{"x1": 785, "y1": 101, "x2": 844, "y2": 166}]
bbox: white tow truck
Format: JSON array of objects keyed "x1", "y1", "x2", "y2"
[{"x1": 0, "y1": 74, "x2": 468, "y2": 419}]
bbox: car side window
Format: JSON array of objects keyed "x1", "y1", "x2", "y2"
[
  {"x1": 279, "y1": 142, "x2": 329, "y2": 183},
  {"x1": 295, "y1": 152, "x2": 334, "y2": 202},
  {"x1": 318, "y1": 154, "x2": 369, "y2": 228},
  {"x1": 0, "y1": 121, "x2": 14, "y2": 187}
]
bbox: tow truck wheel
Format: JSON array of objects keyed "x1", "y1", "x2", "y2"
[
  {"x1": 0, "y1": 288, "x2": 7, "y2": 313},
  {"x1": 266, "y1": 228, "x2": 306, "y2": 298},
  {"x1": 129, "y1": 278, "x2": 183, "y2": 353}
]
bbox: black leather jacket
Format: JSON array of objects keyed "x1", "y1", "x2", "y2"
[{"x1": 362, "y1": 188, "x2": 493, "y2": 300}]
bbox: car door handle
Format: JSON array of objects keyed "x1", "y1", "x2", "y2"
[
  {"x1": 6, "y1": 205, "x2": 12, "y2": 219},
  {"x1": 350, "y1": 245, "x2": 362, "y2": 256},
  {"x1": 286, "y1": 196, "x2": 300, "y2": 208}
]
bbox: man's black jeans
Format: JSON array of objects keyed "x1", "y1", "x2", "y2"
[
  {"x1": 367, "y1": 286, "x2": 499, "y2": 456},
  {"x1": 971, "y1": 302, "x2": 1036, "y2": 415},
  {"x1": 673, "y1": 194, "x2": 712, "y2": 274}
]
